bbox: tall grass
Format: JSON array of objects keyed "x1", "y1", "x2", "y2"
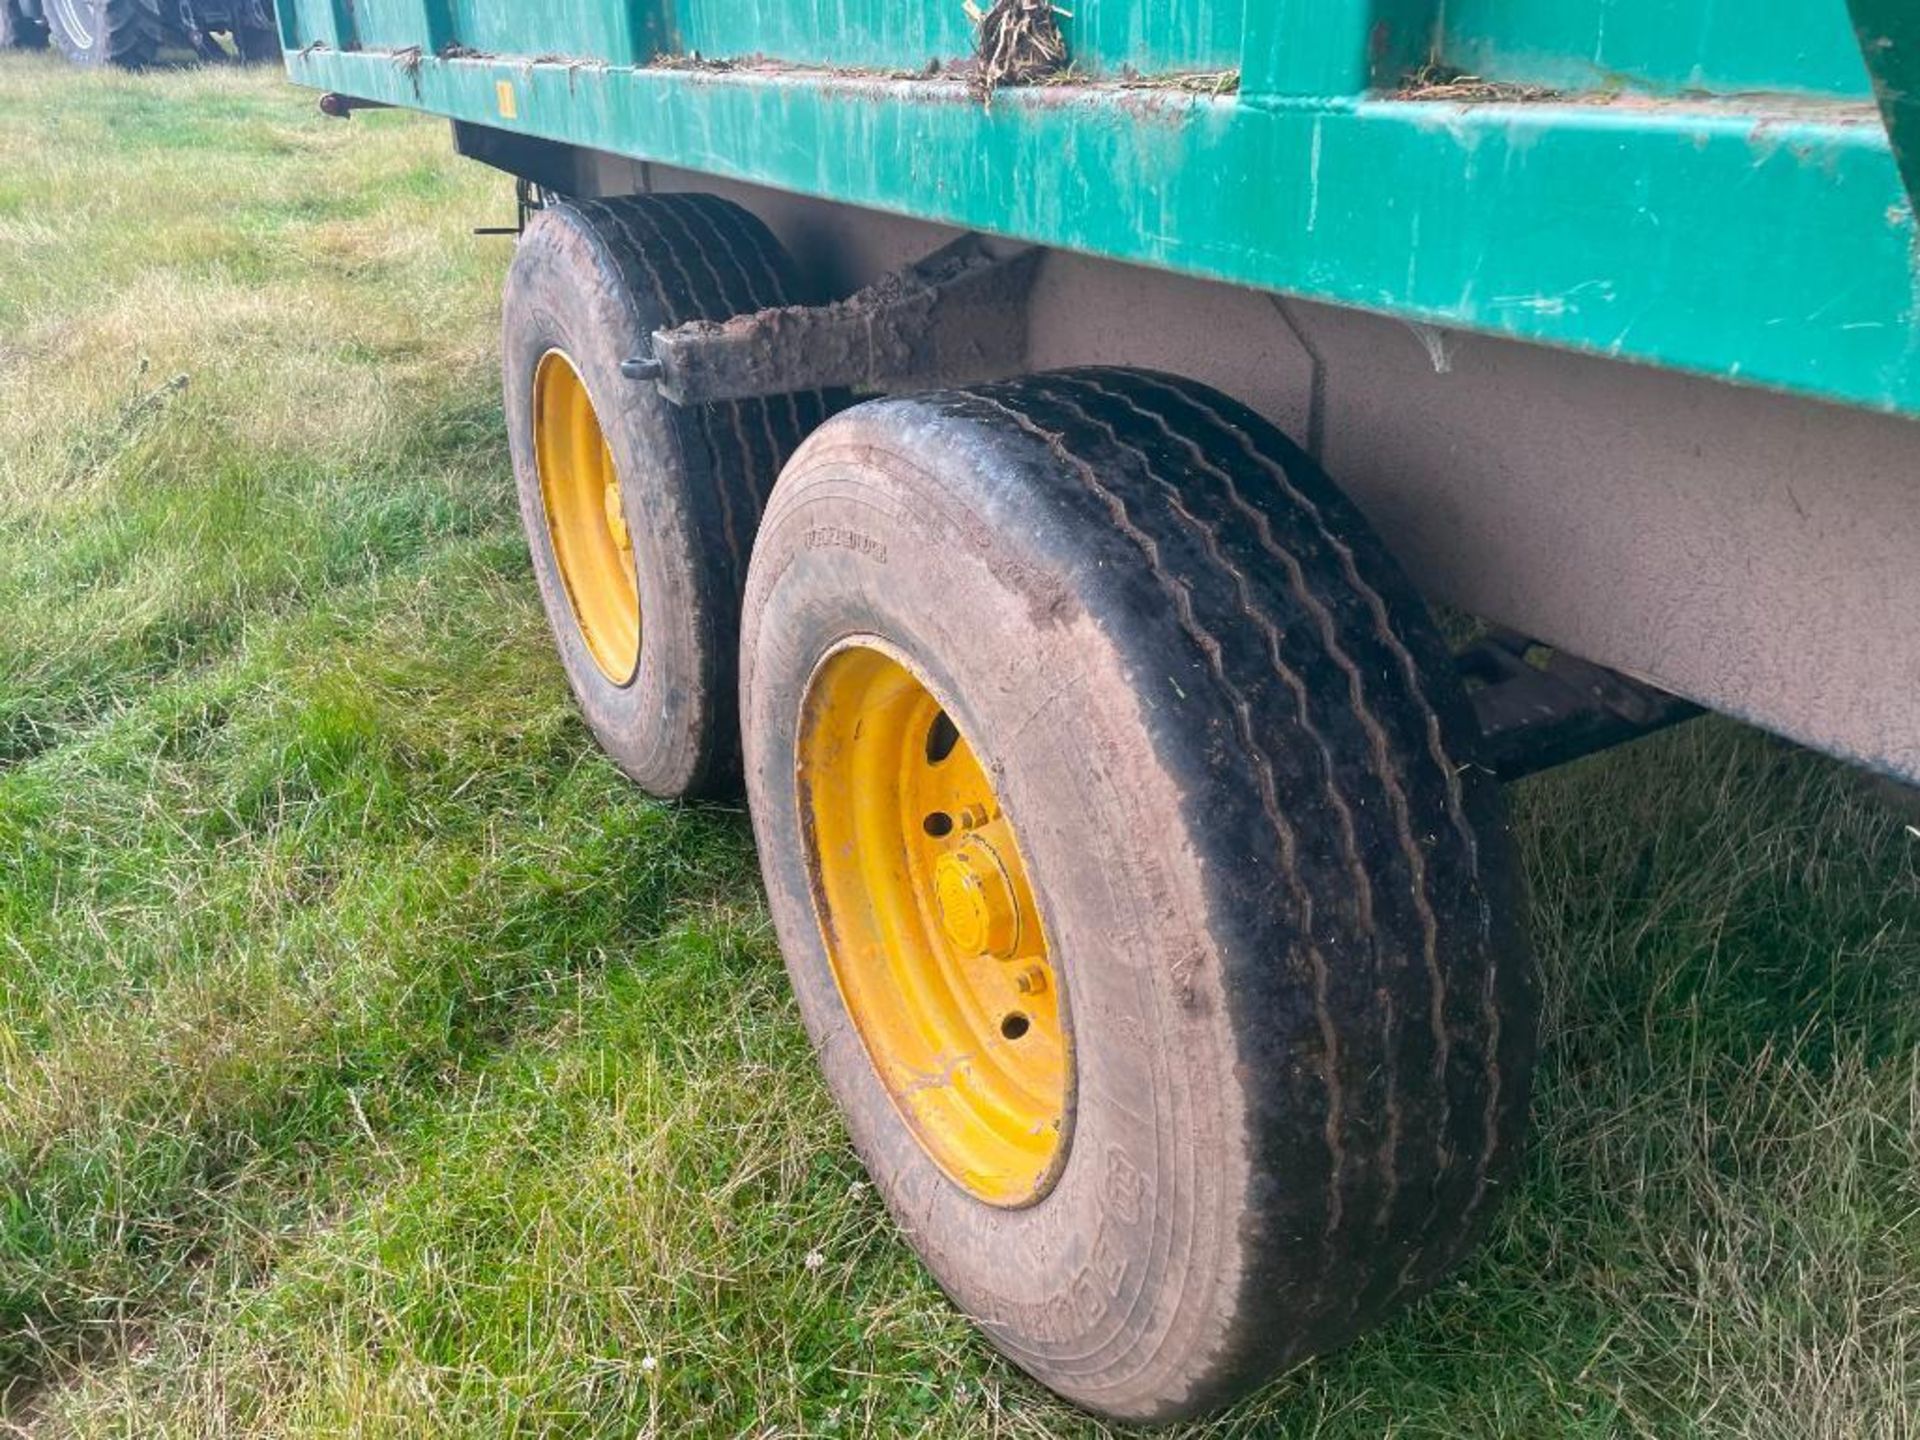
[{"x1": 1, "y1": 54, "x2": 1916, "y2": 1439}]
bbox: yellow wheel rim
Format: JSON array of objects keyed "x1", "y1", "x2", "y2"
[
  {"x1": 533, "y1": 350, "x2": 639, "y2": 685},
  {"x1": 798, "y1": 643, "x2": 1071, "y2": 1206}
]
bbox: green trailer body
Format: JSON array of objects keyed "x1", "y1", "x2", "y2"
[{"x1": 278, "y1": 0, "x2": 1919, "y2": 419}]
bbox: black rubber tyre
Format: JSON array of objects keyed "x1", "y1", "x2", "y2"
[
  {"x1": 741, "y1": 368, "x2": 1538, "y2": 1422},
  {"x1": 232, "y1": 19, "x2": 278, "y2": 61},
  {"x1": 0, "y1": 2, "x2": 49, "y2": 49},
  {"x1": 44, "y1": 0, "x2": 158, "y2": 67},
  {"x1": 504, "y1": 193, "x2": 829, "y2": 799}
]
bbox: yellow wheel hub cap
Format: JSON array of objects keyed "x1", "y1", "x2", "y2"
[
  {"x1": 933, "y1": 843, "x2": 1021, "y2": 959},
  {"x1": 799, "y1": 644, "x2": 1070, "y2": 1206},
  {"x1": 533, "y1": 350, "x2": 639, "y2": 684}
]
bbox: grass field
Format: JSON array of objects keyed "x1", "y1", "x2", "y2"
[{"x1": 1, "y1": 55, "x2": 1918, "y2": 1439}]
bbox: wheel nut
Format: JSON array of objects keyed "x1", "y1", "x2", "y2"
[{"x1": 1015, "y1": 966, "x2": 1047, "y2": 996}]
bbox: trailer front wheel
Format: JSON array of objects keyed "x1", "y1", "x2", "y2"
[{"x1": 742, "y1": 370, "x2": 1538, "y2": 1421}]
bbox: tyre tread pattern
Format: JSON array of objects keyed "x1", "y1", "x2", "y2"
[
  {"x1": 543, "y1": 192, "x2": 827, "y2": 793},
  {"x1": 48, "y1": 0, "x2": 159, "y2": 67},
  {"x1": 937, "y1": 368, "x2": 1536, "y2": 1406},
  {"x1": 568, "y1": 194, "x2": 823, "y2": 586}
]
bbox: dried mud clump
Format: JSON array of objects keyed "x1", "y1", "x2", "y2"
[{"x1": 967, "y1": 0, "x2": 1068, "y2": 99}]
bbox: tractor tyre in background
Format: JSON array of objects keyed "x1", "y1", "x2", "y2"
[
  {"x1": 233, "y1": 17, "x2": 278, "y2": 61},
  {"x1": 741, "y1": 369, "x2": 1539, "y2": 1421},
  {"x1": 0, "y1": 1, "x2": 49, "y2": 48},
  {"x1": 183, "y1": 22, "x2": 223, "y2": 59},
  {"x1": 43, "y1": 0, "x2": 158, "y2": 66},
  {"x1": 503, "y1": 193, "x2": 830, "y2": 799}
]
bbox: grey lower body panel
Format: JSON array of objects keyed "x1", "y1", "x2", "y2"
[{"x1": 582, "y1": 152, "x2": 1920, "y2": 785}]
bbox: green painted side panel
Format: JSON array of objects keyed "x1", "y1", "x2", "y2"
[
  {"x1": 1441, "y1": 0, "x2": 1872, "y2": 99},
  {"x1": 1242, "y1": 0, "x2": 1436, "y2": 96},
  {"x1": 339, "y1": 0, "x2": 424, "y2": 52},
  {"x1": 1849, "y1": 0, "x2": 1920, "y2": 209},
  {"x1": 676, "y1": 0, "x2": 1244, "y2": 75},
  {"x1": 1058, "y1": 0, "x2": 1245, "y2": 76},
  {"x1": 284, "y1": 46, "x2": 1920, "y2": 418},
  {"x1": 445, "y1": 0, "x2": 664, "y2": 62},
  {"x1": 274, "y1": 0, "x2": 1876, "y2": 97},
  {"x1": 672, "y1": 3, "x2": 971, "y2": 73},
  {"x1": 297, "y1": 0, "x2": 352, "y2": 50},
  {"x1": 275, "y1": 0, "x2": 1247, "y2": 76},
  {"x1": 419, "y1": 0, "x2": 456, "y2": 53}
]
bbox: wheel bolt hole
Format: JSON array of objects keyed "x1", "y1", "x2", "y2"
[
  {"x1": 925, "y1": 711, "x2": 960, "y2": 765},
  {"x1": 1000, "y1": 1012, "x2": 1031, "y2": 1041},
  {"x1": 923, "y1": 812, "x2": 955, "y2": 838}
]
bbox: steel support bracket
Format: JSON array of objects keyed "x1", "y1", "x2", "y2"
[
  {"x1": 1463, "y1": 630, "x2": 1703, "y2": 782},
  {"x1": 633, "y1": 235, "x2": 1042, "y2": 407}
]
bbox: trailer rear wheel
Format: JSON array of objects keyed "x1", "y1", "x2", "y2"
[
  {"x1": 503, "y1": 194, "x2": 828, "y2": 798},
  {"x1": 742, "y1": 369, "x2": 1537, "y2": 1421},
  {"x1": 44, "y1": 0, "x2": 158, "y2": 67}
]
